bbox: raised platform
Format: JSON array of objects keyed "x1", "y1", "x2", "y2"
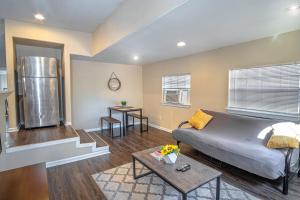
[
  {"x1": 6, "y1": 125, "x2": 78, "y2": 149},
  {"x1": 5, "y1": 126, "x2": 80, "y2": 154},
  {"x1": 0, "y1": 126, "x2": 109, "y2": 171}
]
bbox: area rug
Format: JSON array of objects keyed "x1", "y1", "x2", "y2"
[{"x1": 92, "y1": 162, "x2": 260, "y2": 200}]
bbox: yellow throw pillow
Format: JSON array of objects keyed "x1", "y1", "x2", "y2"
[
  {"x1": 267, "y1": 135, "x2": 299, "y2": 149},
  {"x1": 188, "y1": 109, "x2": 213, "y2": 130}
]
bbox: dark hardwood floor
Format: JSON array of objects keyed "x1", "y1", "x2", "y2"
[
  {"x1": 47, "y1": 126, "x2": 300, "y2": 200},
  {"x1": 0, "y1": 163, "x2": 49, "y2": 200},
  {"x1": 7, "y1": 125, "x2": 77, "y2": 148}
]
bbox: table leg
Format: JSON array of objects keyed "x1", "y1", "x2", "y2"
[
  {"x1": 133, "y1": 156, "x2": 137, "y2": 179},
  {"x1": 139, "y1": 109, "x2": 142, "y2": 133},
  {"x1": 122, "y1": 112, "x2": 126, "y2": 136},
  {"x1": 126, "y1": 112, "x2": 128, "y2": 128},
  {"x1": 216, "y1": 176, "x2": 220, "y2": 200},
  {"x1": 132, "y1": 157, "x2": 152, "y2": 179},
  {"x1": 119, "y1": 122, "x2": 122, "y2": 138},
  {"x1": 182, "y1": 193, "x2": 187, "y2": 200},
  {"x1": 109, "y1": 108, "x2": 112, "y2": 131}
]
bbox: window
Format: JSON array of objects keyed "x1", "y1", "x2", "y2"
[
  {"x1": 228, "y1": 63, "x2": 300, "y2": 121},
  {"x1": 162, "y1": 74, "x2": 191, "y2": 107}
]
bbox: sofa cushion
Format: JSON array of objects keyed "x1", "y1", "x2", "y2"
[
  {"x1": 188, "y1": 109, "x2": 213, "y2": 130},
  {"x1": 267, "y1": 135, "x2": 299, "y2": 149}
]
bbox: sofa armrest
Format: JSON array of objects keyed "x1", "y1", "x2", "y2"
[{"x1": 178, "y1": 121, "x2": 189, "y2": 128}]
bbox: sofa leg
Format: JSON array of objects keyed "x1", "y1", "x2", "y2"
[
  {"x1": 283, "y1": 175, "x2": 288, "y2": 195},
  {"x1": 282, "y1": 149, "x2": 293, "y2": 195}
]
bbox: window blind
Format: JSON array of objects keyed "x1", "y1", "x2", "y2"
[
  {"x1": 162, "y1": 74, "x2": 191, "y2": 106},
  {"x1": 228, "y1": 63, "x2": 300, "y2": 120}
]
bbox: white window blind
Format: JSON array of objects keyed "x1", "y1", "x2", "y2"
[
  {"x1": 228, "y1": 63, "x2": 300, "y2": 120},
  {"x1": 162, "y1": 74, "x2": 191, "y2": 106}
]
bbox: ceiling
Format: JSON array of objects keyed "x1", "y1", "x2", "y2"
[
  {"x1": 0, "y1": 0, "x2": 123, "y2": 32},
  {"x1": 1, "y1": 0, "x2": 300, "y2": 65},
  {"x1": 87, "y1": 0, "x2": 300, "y2": 65}
]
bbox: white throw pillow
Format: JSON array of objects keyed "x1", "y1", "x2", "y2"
[
  {"x1": 293, "y1": 124, "x2": 300, "y2": 141},
  {"x1": 271, "y1": 122, "x2": 297, "y2": 138}
]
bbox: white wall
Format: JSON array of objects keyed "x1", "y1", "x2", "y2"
[
  {"x1": 5, "y1": 19, "x2": 92, "y2": 129},
  {"x1": 71, "y1": 59, "x2": 143, "y2": 130},
  {"x1": 15, "y1": 45, "x2": 61, "y2": 59},
  {"x1": 0, "y1": 19, "x2": 5, "y2": 68}
]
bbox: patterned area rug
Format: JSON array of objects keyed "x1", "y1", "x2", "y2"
[{"x1": 92, "y1": 162, "x2": 260, "y2": 200}]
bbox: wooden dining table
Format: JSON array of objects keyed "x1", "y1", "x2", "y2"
[{"x1": 109, "y1": 106, "x2": 143, "y2": 136}]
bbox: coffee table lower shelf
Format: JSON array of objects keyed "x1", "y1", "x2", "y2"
[{"x1": 132, "y1": 156, "x2": 221, "y2": 200}]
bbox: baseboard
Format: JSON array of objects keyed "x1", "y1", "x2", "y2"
[
  {"x1": 45, "y1": 149, "x2": 110, "y2": 168},
  {"x1": 84, "y1": 127, "x2": 101, "y2": 132},
  {"x1": 84, "y1": 122, "x2": 142, "y2": 133},
  {"x1": 148, "y1": 123, "x2": 172, "y2": 133},
  {"x1": 65, "y1": 121, "x2": 72, "y2": 126},
  {"x1": 7, "y1": 127, "x2": 19, "y2": 133},
  {"x1": 84, "y1": 123, "x2": 172, "y2": 133}
]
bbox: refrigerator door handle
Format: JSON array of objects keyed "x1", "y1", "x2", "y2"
[{"x1": 23, "y1": 77, "x2": 26, "y2": 97}]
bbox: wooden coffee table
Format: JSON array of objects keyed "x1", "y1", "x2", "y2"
[{"x1": 132, "y1": 147, "x2": 222, "y2": 200}]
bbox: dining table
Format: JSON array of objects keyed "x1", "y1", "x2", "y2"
[{"x1": 109, "y1": 106, "x2": 143, "y2": 136}]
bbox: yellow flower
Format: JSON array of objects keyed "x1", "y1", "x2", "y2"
[{"x1": 160, "y1": 144, "x2": 180, "y2": 156}]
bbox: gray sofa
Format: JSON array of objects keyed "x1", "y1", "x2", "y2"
[{"x1": 173, "y1": 110, "x2": 300, "y2": 194}]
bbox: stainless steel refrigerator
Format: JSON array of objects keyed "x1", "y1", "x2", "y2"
[{"x1": 21, "y1": 56, "x2": 60, "y2": 128}]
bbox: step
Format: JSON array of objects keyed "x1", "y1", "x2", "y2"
[
  {"x1": 88, "y1": 132, "x2": 108, "y2": 148},
  {"x1": 76, "y1": 130, "x2": 95, "y2": 144}
]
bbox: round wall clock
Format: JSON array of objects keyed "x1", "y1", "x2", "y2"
[{"x1": 108, "y1": 72, "x2": 121, "y2": 91}]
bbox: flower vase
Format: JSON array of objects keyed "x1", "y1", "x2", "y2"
[{"x1": 163, "y1": 152, "x2": 178, "y2": 164}]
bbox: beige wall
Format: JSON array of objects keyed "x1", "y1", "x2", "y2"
[
  {"x1": 142, "y1": 29, "x2": 300, "y2": 130},
  {"x1": 0, "y1": 20, "x2": 5, "y2": 68},
  {"x1": 4, "y1": 19, "x2": 92, "y2": 129},
  {"x1": 71, "y1": 59, "x2": 143, "y2": 130}
]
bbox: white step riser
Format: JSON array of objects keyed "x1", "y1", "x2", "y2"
[
  {"x1": 1, "y1": 134, "x2": 109, "y2": 171},
  {"x1": 46, "y1": 148, "x2": 110, "y2": 168}
]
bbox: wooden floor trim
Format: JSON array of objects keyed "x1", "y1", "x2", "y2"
[{"x1": 148, "y1": 123, "x2": 172, "y2": 133}]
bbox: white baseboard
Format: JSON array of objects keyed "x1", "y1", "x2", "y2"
[
  {"x1": 7, "y1": 127, "x2": 19, "y2": 133},
  {"x1": 84, "y1": 127, "x2": 101, "y2": 132},
  {"x1": 65, "y1": 121, "x2": 72, "y2": 126},
  {"x1": 148, "y1": 123, "x2": 172, "y2": 133},
  {"x1": 46, "y1": 148, "x2": 110, "y2": 168},
  {"x1": 84, "y1": 123, "x2": 172, "y2": 133},
  {"x1": 84, "y1": 122, "x2": 142, "y2": 133}
]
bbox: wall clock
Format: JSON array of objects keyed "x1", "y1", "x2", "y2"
[{"x1": 108, "y1": 72, "x2": 121, "y2": 91}]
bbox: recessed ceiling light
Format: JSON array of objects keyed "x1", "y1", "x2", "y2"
[
  {"x1": 133, "y1": 55, "x2": 139, "y2": 61},
  {"x1": 288, "y1": 5, "x2": 300, "y2": 11},
  {"x1": 34, "y1": 13, "x2": 45, "y2": 21},
  {"x1": 177, "y1": 41, "x2": 186, "y2": 47}
]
